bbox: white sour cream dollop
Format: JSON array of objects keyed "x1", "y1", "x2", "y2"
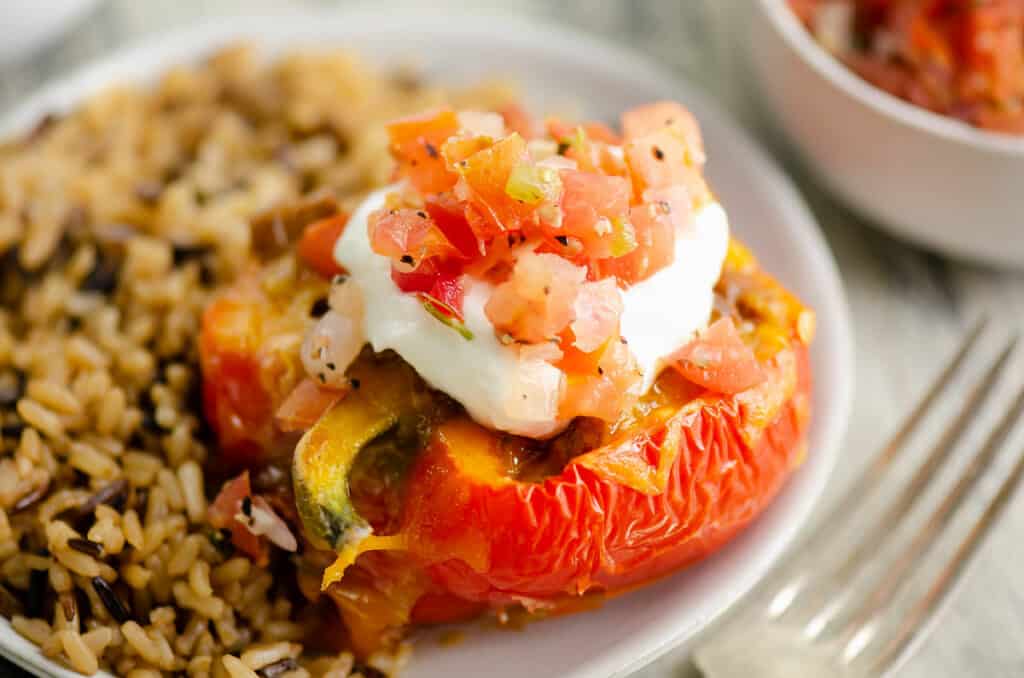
[{"x1": 332, "y1": 187, "x2": 729, "y2": 438}]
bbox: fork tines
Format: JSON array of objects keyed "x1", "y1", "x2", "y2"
[{"x1": 712, "y1": 316, "x2": 1024, "y2": 677}]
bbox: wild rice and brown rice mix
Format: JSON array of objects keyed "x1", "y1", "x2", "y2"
[{"x1": 0, "y1": 44, "x2": 515, "y2": 676}]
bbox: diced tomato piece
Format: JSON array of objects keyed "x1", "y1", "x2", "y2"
[
  {"x1": 458, "y1": 133, "x2": 534, "y2": 236},
  {"x1": 208, "y1": 472, "x2": 269, "y2": 565},
  {"x1": 298, "y1": 213, "x2": 349, "y2": 278},
  {"x1": 556, "y1": 330, "x2": 607, "y2": 376},
  {"x1": 621, "y1": 101, "x2": 705, "y2": 163},
  {"x1": 485, "y1": 252, "x2": 586, "y2": 343},
  {"x1": 545, "y1": 117, "x2": 576, "y2": 144},
  {"x1": 596, "y1": 184, "x2": 689, "y2": 286},
  {"x1": 424, "y1": 193, "x2": 481, "y2": 259},
  {"x1": 441, "y1": 135, "x2": 494, "y2": 168},
  {"x1": 368, "y1": 208, "x2": 461, "y2": 265},
  {"x1": 624, "y1": 127, "x2": 710, "y2": 205},
  {"x1": 669, "y1": 317, "x2": 765, "y2": 394},
  {"x1": 275, "y1": 378, "x2": 349, "y2": 433},
  {"x1": 549, "y1": 116, "x2": 622, "y2": 144},
  {"x1": 499, "y1": 103, "x2": 537, "y2": 139},
  {"x1": 390, "y1": 256, "x2": 461, "y2": 293},
  {"x1": 556, "y1": 170, "x2": 632, "y2": 259},
  {"x1": 581, "y1": 122, "x2": 621, "y2": 145},
  {"x1": 561, "y1": 337, "x2": 640, "y2": 421},
  {"x1": 424, "y1": 274, "x2": 466, "y2": 320},
  {"x1": 570, "y1": 279, "x2": 622, "y2": 353},
  {"x1": 390, "y1": 256, "x2": 466, "y2": 320},
  {"x1": 387, "y1": 108, "x2": 460, "y2": 194}
]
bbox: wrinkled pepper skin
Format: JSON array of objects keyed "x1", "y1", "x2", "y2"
[{"x1": 400, "y1": 344, "x2": 811, "y2": 604}]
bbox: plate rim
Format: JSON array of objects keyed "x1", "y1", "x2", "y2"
[{"x1": 0, "y1": 9, "x2": 854, "y2": 678}]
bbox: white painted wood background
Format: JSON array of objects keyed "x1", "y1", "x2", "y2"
[{"x1": 2, "y1": 1, "x2": 1023, "y2": 676}]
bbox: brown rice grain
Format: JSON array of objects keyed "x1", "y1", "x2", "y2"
[
  {"x1": 69, "y1": 441, "x2": 121, "y2": 480},
  {"x1": 81, "y1": 626, "x2": 114, "y2": 657},
  {"x1": 165, "y1": 421, "x2": 195, "y2": 467},
  {"x1": 176, "y1": 614, "x2": 208, "y2": 656},
  {"x1": 156, "y1": 468, "x2": 185, "y2": 511},
  {"x1": 16, "y1": 398, "x2": 64, "y2": 440},
  {"x1": 137, "y1": 522, "x2": 167, "y2": 561},
  {"x1": 17, "y1": 427, "x2": 43, "y2": 464},
  {"x1": 48, "y1": 562, "x2": 73, "y2": 593},
  {"x1": 188, "y1": 655, "x2": 214, "y2": 677},
  {"x1": 260, "y1": 620, "x2": 304, "y2": 643},
  {"x1": 223, "y1": 654, "x2": 260, "y2": 678},
  {"x1": 54, "y1": 549, "x2": 102, "y2": 578},
  {"x1": 177, "y1": 460, "x2": 206, "y2": 523},
  {"x1": 195, "y1": 630, "x2": 217, "y2": 660},
  {"x1": 166, "y1": 534, "x2": 201, "y2": 576},
  {"x1": 123, "y1": 451, "x2": 162, "y2": 487},
  {"x1": 65, "y1": 336, "x2": 110, "y2": 371},
  {"x1": 172, "y1": 581, "x2": 225, "y2": 619},
  {"x1": 52, "y1": 598, "x2": 79, "y2": 633},
  {"x1": 240, "y1": 641, "x2": 301, "y2": 670},
  {"x1": 87, "y1": 516, "x2": 125, "y2": 555},
  {"x1": 127, "y1": 668, "x2": 163, "y2": 678},
  {"x1": 212, "y1": 557, "x2": 250, "y2": 587},
  {"x1": 59, "y1": 629, "x2": 100, "y2": 675},
  {"x1": 66, "y1": 243, "x2": 97, "y2": 283},
  {"x1": 188, "y1": 559, "x2": 213, "y2": 598},
  {"x1": 20, "y1": 221, "x2": 63, "y2": 271},
  {"x1": 320, "y1": 653, "x2": 356, "y2": 678},
  {"x1": 123, "y1": 563, "x2": 153, "y2": 589},
  {"x1": 11, "y1": 615, "x2": 51, "y2": 646},
  {"x1": 122, "y1": 509, "x2": 144, "y2": 550},
  {"x1": 121, "y1": 620, "x2": 166, "y2": 667},
  {"x1": 37, "y1": 489, "x2": 90, "y2": 524},
  {"x1": 26, "y1": 380, "x2": 82, "y2": 416},
  {"x1": 96, "y1": 387, "x2": 127, "y2": 436},
  {"x1": 0, "y1": 507, "x2": 11, "y2": 542}
]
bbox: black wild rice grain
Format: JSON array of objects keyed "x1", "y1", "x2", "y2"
[
  {"x1": 91, "y1": 576, "x2": 130, "y2": 624},
  {"x1": 12, "y1": 481, "x2": 50, "y2": 514},
  {"x1": 75, "y1": 478, "x2": 130, "y2": 522},
  {"x1": 25, "y1": 568, "x2": 47, "y2": 619},
  {"x1": 258, "y1": 658, "x2": 299, "y2": 678},
  {"x1": 67, "y1": 537, "x2": 104, "y2": 559}
]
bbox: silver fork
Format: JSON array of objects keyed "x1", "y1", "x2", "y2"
[{"x1": 694, "y1": 318, "x2": 1024, "y2": 678}]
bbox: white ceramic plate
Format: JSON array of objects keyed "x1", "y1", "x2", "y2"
[{"x1": 0, "y1": 10, "x2": 853, "y2": 678}]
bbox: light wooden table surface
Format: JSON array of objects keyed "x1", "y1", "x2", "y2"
[{"x1": 3, "y1": 2, "x2": 1023, "y2": 677}]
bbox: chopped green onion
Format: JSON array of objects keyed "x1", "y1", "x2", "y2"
[
  {"x1": 419, "y1": 294, "x2": 474, "y2": 341},
  {"x1": 505, "y1": 164, "x2": 563, "y2": 205},
  {"x1": 609, "y1": 217, "x2": 638, "y2": 257}
]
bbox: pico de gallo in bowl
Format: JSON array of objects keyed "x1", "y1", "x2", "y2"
[
  {"x1": 790, "y1": 0, "x2": 1024, "y2": 135},
  {"x1": 200, "y1": 100, "x2": 815, "y2": 656}
]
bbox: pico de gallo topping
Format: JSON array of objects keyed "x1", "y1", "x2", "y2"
[{"x1": 288, "y1": 102, "x2": 724, "y2": 433}]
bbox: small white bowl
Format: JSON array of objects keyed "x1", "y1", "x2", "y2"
[{"x1": 750, "y1": 0, "x2": 1024, "y2": 268}]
